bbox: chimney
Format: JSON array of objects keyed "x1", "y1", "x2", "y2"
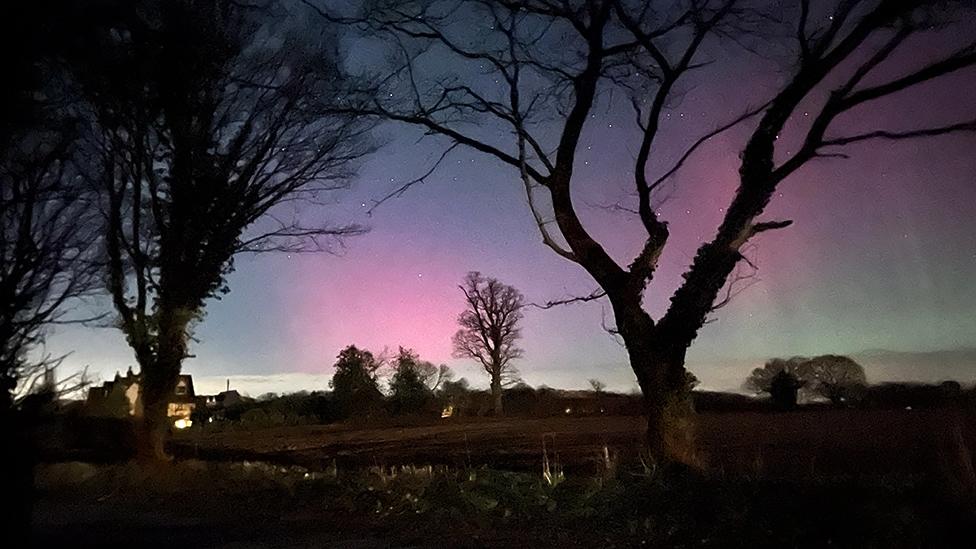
[{"x1": 226, "y1": 378, "x2": 230, "y2": 392}]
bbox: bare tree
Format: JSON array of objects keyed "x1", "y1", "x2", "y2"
[
  {"x1": 0, "y1": 132, "x2": 98, "y2": 411},
  {"x1": 589, "y1": 379, "x2": 607, "y2": 393},
  {"x1": 75, "y1": 0, "x2": 371, "y2": 458},
  {"x1": 452, "y1": 272, "x2": 524, "y2": 415},
  {"x1": 416, "y1": 360, "x2": 455, "y2": 392},
  {"x1": 321, "y1": 0, "x2": 976, "y2": 462},
  {"x1": 805, "y1": 355, "x2": 866, "y2": 404},
  {"x1": 0, "y1": 0, "x2": 95, "y2": 413},
  {"x1": 0, "y1": 5, "x2": 99, "y2": 534}
]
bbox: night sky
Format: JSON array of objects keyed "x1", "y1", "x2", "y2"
[{"x1": 45, "y1": 8, "x2": 976, "y2": 396}]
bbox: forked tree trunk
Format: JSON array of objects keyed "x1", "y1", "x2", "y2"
[
  {"x1": 490, "y1": 373, "x2": 503, "y2": 416},
  {"x1": 614, "y1": 300, "x2": 699, "y2": 467}
]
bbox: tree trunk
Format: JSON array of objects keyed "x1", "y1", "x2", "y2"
[
  {"x1": 136, "y1": 379, "x2": 172, "y2": 461},
  {"x1": 134, "y1": 307, "x2": 190, "y2": 461},
  {"x1": 490, "y1": 373, "x2": 503, "y2": 416},
  {"x1": 614, "y1": 301, "x2": 699, "y2": 468},
  {"x1": 1, "y1": 389, "x2": 32, "y2": 546},
  {"x1": 641, "y1": 376, "x2": 698, "y2": 468}
]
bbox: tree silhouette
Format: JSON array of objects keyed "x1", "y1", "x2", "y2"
[
  {"x1": 321, "y1": 0, "x2": 976, "y2": 463},
  {"x1": 769, "y1": 370, "x2": 804, "y2": 410},
  {"x1": 745, "y1": 357, "x2": 809, "y2": 395},
  {"x1": 416, "y1": 360, "x2": 455, "y2": 392},
  {"x1": 330, "y1": 345, "x2": 384, "y2": 417},
  {"x1": 746, "y1": 355, "x2": 866, "y2": 405},
  {"x1": 745, "y1": 355, "x2": 867, "y2": 404},
  {"x1": 452, "y1": 272, "x2": 524, "y2": 415},
  {"x1": 0, "y1": 0, "x2": 98, "y2": 413},
  {"x1": 805, "y1": 355, "x2": 867, "y2": 404},
  {"x1": 0, "y1": 2, "x2": 98, "y2": 539},
  {"x1": 589, "y1": 379, "x2": 607, "y2": 393},
  {"x1": 0, "y1": 131, "x2": 97, "y2": 407},
  {"x1": 388, "y1": 347, "x2": 434, "y2": 414},
  {"x1": 73, "y1": 0, "x2": 371, "y2": 458}
]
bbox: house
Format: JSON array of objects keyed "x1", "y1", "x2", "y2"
[
  {"x1": 199, "y1": 388, "x2": 243, "y2": 420},
  {"x1": 86, "y1": 368, "x2": 197, "y2": 428},
  {"x1": 201, "y1": 389, "x2": 242, "y2": 408}
]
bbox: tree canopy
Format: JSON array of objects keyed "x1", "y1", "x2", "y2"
[{"x1": 746, "y1": 355, "x2": 867, "y2": 404}]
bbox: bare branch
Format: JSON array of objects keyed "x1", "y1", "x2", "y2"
[
  {"x1": 367, "y1": 143, "x2": 461, "y2": 215},
  {"x1": 527, "y1": 288, "x2": 606, "y2": 310},
  {"x1": 648, "y1": 100, "x2": 772, "y2": 191},
  {"x1": 821, "y1": 120, "x2": 976, "y2": 147}
]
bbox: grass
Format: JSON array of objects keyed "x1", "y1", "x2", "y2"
[
  {"x1": 34, "y1": 458, "x2": 974, "y2": 547},
  {"x1": 34, "y1": 407, "x2": 976, "y2": 546}
]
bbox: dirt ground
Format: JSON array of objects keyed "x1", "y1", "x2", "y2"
[{"x1": 171, "y1": 407, "x2": 976, "y2": 479}]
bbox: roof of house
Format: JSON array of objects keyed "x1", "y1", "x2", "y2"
[{"x1": 87, "y1": 369, "x2": 195, "y2": 401}]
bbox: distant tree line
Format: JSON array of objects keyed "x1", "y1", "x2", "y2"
[
  {"x1": 746, "y1": 355, "x2": 868, "y2": 408},
  {"x1": 743, "y1": 355, "x2": 976, "y2": 412},
  {"x1": 191, "y1": 345, "x2": 463, "y2": 428}
]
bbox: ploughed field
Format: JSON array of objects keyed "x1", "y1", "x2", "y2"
[{"x1": 171, "y1": 407, "x2": 976, "y2": 478}]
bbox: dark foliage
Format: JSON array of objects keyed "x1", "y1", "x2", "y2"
[
  {"x1": 692, "y1": 391, "x2": 768, "y2": 413},
  {"x1": 196, "y1": 391, "x2": 340, "y2": 427},
  {"x1": 388, "y1": 348, "x2": 435, "y2": 416},
  {"x1": 330, "y1": 345, "x2": 384, "y2": 418},
  {"x1": 769, "y1": 370, "x2": 804, "y2": 411},
  {"x1": 860, "y1": 381, "x2": 972, "y2": 410},
  {"x1": 435, "y1": 377, "x2": 480, "y2": 417},
  {"x1": 33, "y1": 461, "x2": 976, "y2": 547},
  {"x1": 747, "y1": 355, "x2": 866, "y2": 405}
]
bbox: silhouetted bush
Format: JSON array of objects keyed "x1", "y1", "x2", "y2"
[
  {"x1": 33, "y1": 413, "x2": 137, "y2": 461},
  {"x1": 859, "y1": 382, "x2": 969, "y2": 409},
  {"x1": 493, "y1": 384, "x2": 645, "y2": 417},
  {"x1": 692, "y1": 391, "x2": 768, "y2": 412},
  {"x1": 200, "y1": 391, "x2": 339, "y2": 429},
  {"x1": 501, "y1": 382, "x2": 539, "y2": 415},
  {"x1": 437, "y1": 378, "x2": 479, "y2": 417}
]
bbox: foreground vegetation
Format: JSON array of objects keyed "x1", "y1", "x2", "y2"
[
  {"x1": 33, "y1": 398, "x2": 976, "y2": 546},
  {"x1": 34, "y1": 458, "x2": 974, "y2": 548}
]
